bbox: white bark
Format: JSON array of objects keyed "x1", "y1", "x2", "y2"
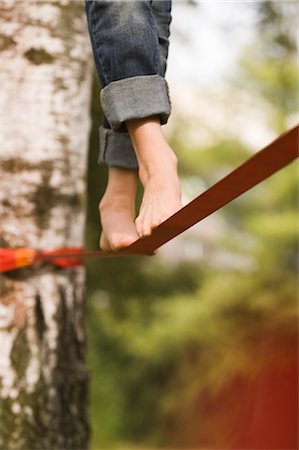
[{"x1": 0, "y1": 1, "x2": 93, "y2": 447}]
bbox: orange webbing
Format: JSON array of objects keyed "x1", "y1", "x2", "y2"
[
  {"x1": 123, "y1": 124, "x2": 298, "y2": 255},
  {"x1": 1, "y1": 125, "x2": 298, "y2": 272},
  {"x1": 0, "y1": 248, "x2": 38, "y2": 272}
]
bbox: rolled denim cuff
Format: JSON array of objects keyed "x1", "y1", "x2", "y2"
[
  {"x1": 100, "y1": 74, "x2": 171, "y2": 132},
  {"x1": 99, "y1": 126, "x2": 138, "y2": 169}
]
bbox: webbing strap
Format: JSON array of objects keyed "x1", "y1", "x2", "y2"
[
  {"x1": 41, "y1": 124, "x2": 298, "y2": 260},
  {"x1": 125, "y1": 125, "x2": 298, "y2": 255},
  {"x1": 1, "y1": 126, "x2": 297, "y2": 272}
]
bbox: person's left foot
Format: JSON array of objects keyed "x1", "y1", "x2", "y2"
[
  {"x1": 99, "y1": 167, "x2": 139, "y2": 251},
  {"x1": 99, "y1": 203, "x2": 139, "y2": 251}
]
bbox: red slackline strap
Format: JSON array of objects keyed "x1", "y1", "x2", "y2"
[
  {"x1": 0, "y1": 125, "x2": 298, "y2": 272},
  {"x1": 37, "y1": 124, "x2": 299, "y2": 258},
  {"x1": 125, "y1": 124, "x2": 298, "y2": 255},
  {"x1": 126, "y1": 125, "x2": 299, "y2": 254}
]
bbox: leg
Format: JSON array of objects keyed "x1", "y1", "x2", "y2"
[
  {"x1": 85, "y1": 1, "x2": 181, "y2": 248},
  {"x1": 85, "y1": 0, "x2": 148, "y2": 249},
  {"x1": 85, "y1": 0, "x2": 171, "y2": 130},
  {"x1": 125, "y1": 1, "x2": 181, "y2": 237}
]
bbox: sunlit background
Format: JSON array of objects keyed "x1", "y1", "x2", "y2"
[{"x1": 85, "y1": 2, "x2": 298, "y2": 449}]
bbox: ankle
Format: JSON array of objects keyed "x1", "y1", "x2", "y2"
[
  {"x1": 138, "y1": 149, "x2": 178, "y2": 184},
  {"x1": 99, "y1": 167, "x2": 137, "y2": 212},
  {"x1": 126, "y1": 117, "x2": 178, "y2": 181}
]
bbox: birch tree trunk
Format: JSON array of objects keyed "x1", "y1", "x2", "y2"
[{"x1": 0, "y1": 1, "x2": 93, "y2": 448}]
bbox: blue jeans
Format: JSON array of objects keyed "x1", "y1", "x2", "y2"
[{"x1": 85, "y1": 0, "x2": 172, "y2": 169}]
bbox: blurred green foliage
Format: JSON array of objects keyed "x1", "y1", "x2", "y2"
[
  {"x1": 84, "y1": 3, "x2": 297, "y2": 448},
  {"x1": 235, "y1": 2, "x2": 297, "y2": 132}
]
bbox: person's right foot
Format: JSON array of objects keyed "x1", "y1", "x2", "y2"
[
  {"x1": 127, "y1": 117, "x2": 183, "y2": 238},
  {"x1": 135, "y1": 150, "x2": 182, "y2": 237}
]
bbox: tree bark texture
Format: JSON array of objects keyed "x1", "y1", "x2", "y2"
[{"x1": 0, "y1": 1, "x2": 93, "y2": 448}]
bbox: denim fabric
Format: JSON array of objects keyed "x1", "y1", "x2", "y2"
[
  {"x1": 101, "y1": 74, "x2": 171, "y2": 131},
  {"x1": 85, "y1": 0, "x2": 172, "y2": 169},
  {"x1": 99, "y1": 126, "x2": 137, "y2": 168}
]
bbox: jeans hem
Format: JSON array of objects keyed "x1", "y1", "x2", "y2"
[
  {"x1": 99, "y1": 126, "x2": 139, "y2": 169},
  {"x1": 100, "y1": 74, "x2": 171, "y2": 132}
]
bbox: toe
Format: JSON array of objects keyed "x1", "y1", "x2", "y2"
[
  {"x1": 142, "y1": 228, "x2": 152, "y2": 237},
  {"x1": 141, "y1": 217, "x2": 153, "y2": 237},
  {"x1": 151, "y1": 216, "x2": 165, "y2": 229},
  {"x1": 135, "y1": 216, "x2": 143, "y2": 238}
]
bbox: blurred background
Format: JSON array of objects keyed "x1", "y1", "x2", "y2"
[{"x1": 85, "y1": 2, "x2": 298, "y2": 449}]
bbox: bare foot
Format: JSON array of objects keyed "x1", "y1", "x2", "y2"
[
  {"x1": 127, "y1": 117, "x2": 183, "y2": 237},
  {"x1": 99, "y1": 167, "x2": 139, "y2": 250}
]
